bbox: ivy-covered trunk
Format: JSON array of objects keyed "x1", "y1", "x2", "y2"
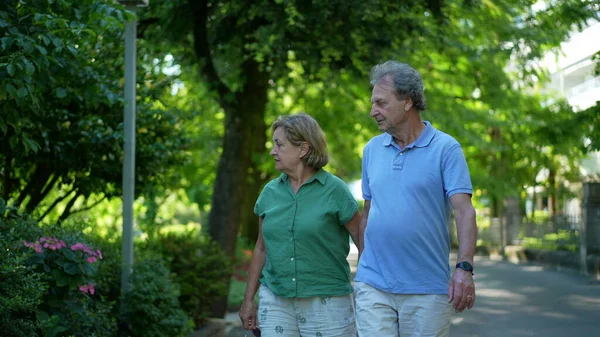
[{"x1": 207, "y1": 63, "x2": 268, "y2": 318}]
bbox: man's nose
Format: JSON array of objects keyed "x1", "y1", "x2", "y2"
[{"x1": 370, "y1": 105, "x2": 377, "y2": 117}]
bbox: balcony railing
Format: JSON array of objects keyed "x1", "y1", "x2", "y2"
[{"x1": 567, "y1": 76, "x2": 600, "y2": 98}]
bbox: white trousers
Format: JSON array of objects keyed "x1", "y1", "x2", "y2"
[
  {"x1": 258, "y1": 284, "x2": 357, "y2": 337},
  {"x1": 354, "y1": 281, "x2": 452, "y2": 337}
]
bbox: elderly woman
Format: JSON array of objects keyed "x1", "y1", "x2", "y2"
[{"x1": 239, "y1": 113, "x2": 360, "y2": 337}]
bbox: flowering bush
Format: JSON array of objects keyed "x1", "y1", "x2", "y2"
[
  {"x1": 24, "y1": 237, "x2": 102, "y2": 295},
  {"x1": 23, "y1": 236, "x2": 106, "y2": 335}
]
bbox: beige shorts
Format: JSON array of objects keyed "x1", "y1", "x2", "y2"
[
  {"x1": 257, "y1": 284, "x2": 356, "y2": 337},
  {"x1": 354, "y1": 281, "x2": 452, "y2": 337}
]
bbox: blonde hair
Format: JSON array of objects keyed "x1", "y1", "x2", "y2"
[{"x1": 271, "y1": 113, "x2": 329, "y2": 169}]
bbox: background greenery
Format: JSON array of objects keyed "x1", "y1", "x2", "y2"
[{"x1": 1, "y1": 0, "x2": 600, "y2": 334}]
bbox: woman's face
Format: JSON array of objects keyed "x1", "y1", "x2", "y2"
[{"x1": 270, "y1": 127, "x2": 303, "y2": 172}]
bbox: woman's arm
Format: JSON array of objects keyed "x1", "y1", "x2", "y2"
[{"x1": 239, "y1": 217, "x2": 267, "y2": 330}]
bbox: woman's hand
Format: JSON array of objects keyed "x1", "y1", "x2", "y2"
[{"x1": 239, "y1": 299, "x2": 258, "y2": 330}]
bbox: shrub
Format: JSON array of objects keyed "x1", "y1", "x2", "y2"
[
  {"x1": 147, "y1": 230, "x2": 232, "y2": 326},
  {"x1": 120, "y1": 259, "x2": 193, "y2": 337},
  {"x1": 0, "y1": 236, "x2": 47, "y2": 337},
  {"x1": 0, "y1": 201, "x2": 47, "y2": 336}
]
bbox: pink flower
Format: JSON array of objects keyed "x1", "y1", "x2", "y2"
[
  {"x1": 96, "y1": 249, "x2": 103, "y2": 259},
  {"x1": 86, "y1": 256, "x2": 97, "y2": 263},
  {"x1": 71, "y1": 243, "x2": 85, "y2": 251},
  {"x1": 38, "y1": 237, "x2": 65, "y2": 251},
  {"x1": 78, "y1": 283, "x2": 95, "y2": 295},
  {"x1": 23, "y1": 240, "x2": 43, "y2": 253}
]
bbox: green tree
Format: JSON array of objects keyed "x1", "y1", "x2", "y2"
[
  {"x1": 136, "y1": 0, "x2": 599, "y2": 317},
  {"x1": 0, "y1": 0, "x2": 190, "y2": 222}
]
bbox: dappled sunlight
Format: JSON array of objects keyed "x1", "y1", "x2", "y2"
[
  {"x1": 566, "y1": 295, "x2": 600, "y2": 310},
  {"x1": 518, "y1": 286, "x2": 545, "y2": 294},
  {"x1": 472, "y1": 307, "x2": 510, "y2": 315},
  {"x1": 521, "y1": 265, "x2": 545, "y2": 272},
  {"x1": 477, "y1": 288, "x2": 527, "y2": 301},
  {"x1": 539, "y1": 311, "x2": 576, "y2": 320}
]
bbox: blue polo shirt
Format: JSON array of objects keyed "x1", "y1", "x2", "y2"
[{"x1": 355, "y1": 121, "x2": 472, "y2": 294}]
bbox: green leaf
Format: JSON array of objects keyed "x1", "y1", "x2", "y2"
[
  {"x1": 22, "y1": 137, "x2": 39, "y2": 152},
  {"x1": 7, "y1": 63, "x2": 14, "y2": 76},
  {"x1": 51, "y1": 269, "x2": 69, "y2": 287},
  {"x1": 63, "y1": 262, "x2": 79, "y2": 275},
  {"x1": 67, "y1": 45, "x2": 78, "y2": 56},
  {"x1": 0, "y1": 19, "x2": 8, "y2": 28},
  {"x1": 25, "y1": 253, "x2": 45, "y2": 266},
  {"x1": 40, "y1": 34, "x2": 50, "y2": 45},
  {"x1": 1, "y1": 36, "x2": 12, "y2": 49},
  {"x1": 36, "y1": 310, "x2": 50, "y2": 322},
  {"x1": 62, "y1": 248, "x2": 76, "y2": 261},
  {"x1": 6, "y1": 83, "x2": 17, "y2": 97},
  {"x1": 35, "y1": 44, "x2": 47, "y2": 55},
  {"x1": 16, "y1": 87, "x2": 27, "y2": 97},
  {"x1": 23, "y1": 59, "x2": 35, "y2": 75},
  {"x1": 55, "y1": 87, "x2": 67, "y2": 98}
]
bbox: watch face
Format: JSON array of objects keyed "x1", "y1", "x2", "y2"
[{"x1": 457, "y1": 262, "x2": 473, "y2": 271}]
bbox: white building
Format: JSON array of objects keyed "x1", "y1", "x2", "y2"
[
  {"x1": 540, "y1": 19, "x2": 600, "y2": 217},
  {"x1": 543, "y1": 19, "x2": 600, "y2": 111}
]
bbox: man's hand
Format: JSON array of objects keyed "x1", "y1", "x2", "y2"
[
  {"x1": 448, "y1": 268, "x2": 475, "y2": 313},
  {"x1": 239, "y1": 299, "x2": 258, "y2": 330}
]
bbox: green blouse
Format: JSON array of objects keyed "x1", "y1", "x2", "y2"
[{"x1": 255, "y1": 169, "x2": 358, "y2": 298}]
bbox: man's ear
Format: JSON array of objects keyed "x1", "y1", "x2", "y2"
[{"x1": 404, "y1": 97, "x2": 413, "y2": 111}]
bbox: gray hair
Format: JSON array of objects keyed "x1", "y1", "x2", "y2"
[
  {"x1": 271, "y1": 113, "x2": 329, "y2": 169},
  {"x1": 370, "y1": 61, "x2": 427, "y2": 112}
]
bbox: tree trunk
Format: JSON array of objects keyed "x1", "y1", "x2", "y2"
[
  {"x1": 548, "y1": 168, "x2": 556, "y2": 216},
  {"x1": 240, "y1": 131, "x2": 267, "y2": 244},
  {"x1": 207, "y1": 61, "x2": 268, "y2": 318}
]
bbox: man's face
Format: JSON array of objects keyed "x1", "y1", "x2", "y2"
[{"x1": 369, "y1": 76, "x2": 410, "y2": 133}]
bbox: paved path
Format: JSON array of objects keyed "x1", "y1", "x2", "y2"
[
  {"x1": 449, "y1": 256, "x2": 600, "y2": 337},
  {"x1": 220, "y1": 247, "x2": 600, "y2": 337}
]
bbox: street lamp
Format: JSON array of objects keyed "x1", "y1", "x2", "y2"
[{"x1": 118, "y1": 0, "x2": 148, "y2": 294}]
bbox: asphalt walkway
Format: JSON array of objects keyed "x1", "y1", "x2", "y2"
[{"x1": 215, "y1": 246, "x2": 600, "y2": 337}]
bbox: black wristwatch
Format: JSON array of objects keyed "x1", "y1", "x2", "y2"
[{"x1": 455, "y1": 261, "x2": 474, "y2": 275}]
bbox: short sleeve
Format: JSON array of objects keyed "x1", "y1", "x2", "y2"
[
  {"x1": 335, "y1": 182, "x2": 359, "y2": 226},
  {"x1": 442, "y1": 144, "x2": 473, "y2": 198},
  {"x1": 254, "y1": 188, "x2": 268, "y2": 218},
  {"x1": 361, "y1": 144, "x2": 372, "y2": 200}
]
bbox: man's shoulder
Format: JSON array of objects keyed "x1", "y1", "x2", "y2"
[
  {"x1": 365, "y1": 133, "x2": 388, "y2": 148},
  {"x1": 431, "y1": 128, "x2": 461, "y2": 148}
]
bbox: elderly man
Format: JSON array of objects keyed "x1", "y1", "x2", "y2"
[{"x1": 355, "y1": 60, "x2": 478, "y2": 337}]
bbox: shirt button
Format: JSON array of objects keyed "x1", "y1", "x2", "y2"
[
  {"x1": 290, "y1": 258, "x2": 294, "y2": 261},
  {"x1": 400, "y1": 152, "x2": 403, "y2": 156},
  {"x1": 292, "y1": 278, "x2": 296, "y2": 282}
]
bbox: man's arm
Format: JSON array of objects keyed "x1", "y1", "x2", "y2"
[
  {"x1": 358, "y1": 200, "x2": 371, "y2": 259},
  {"x1": 448, "y1": 193, "x2": 477, "y2": 312}
]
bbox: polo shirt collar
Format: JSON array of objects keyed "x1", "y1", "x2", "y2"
[
  {"x1": 278, "y1": 168, "x2": 327, "y2": 185},
  {"x1": 382, "y1": 121, "x2": 436, "y2": 149}
]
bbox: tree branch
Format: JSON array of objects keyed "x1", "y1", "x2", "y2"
[
  {"x1": 68, "y1": 195, "x2": 107, "y2": 216},
  {"x1": 37, "y1": 189, "x2": 76, "y2": 222},
  {"x1": 58, "y1": 191, "x2": 80, "y2": 224},
  {"x1": 191, "y1": 0, "x2": 232, "y2": 107}
]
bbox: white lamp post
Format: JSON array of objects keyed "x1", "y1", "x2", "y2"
[{"x1": 118, "y1": 0, "x2": 148, "y2": 293}]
